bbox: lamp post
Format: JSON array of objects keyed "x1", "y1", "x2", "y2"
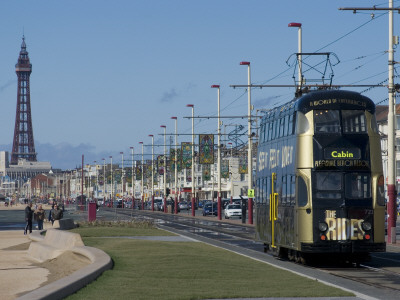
[
  {"x1": 139, "y1": 142, "x2": 144, "y2": 210},
  {"x1": 149, "y1": 134, "x2": 155, "y2": 211},
  {"x1": 102, "y1": 158, "x2": 106, "y2": 204},
  {"x1": 240, "y1": 61, "x2": 253, "y2": 224},
  {"x1": 171, "y1": 116, "x2": 178, "y2": 214},
  {"x1": 109, "y1": 156, "x2": 113, "y2": 204},
  {"x1": 186, "y1": 104, "x2": 195, "y2": 217},
  {"x1": 130, "y1": 147, "x2": 134, "y2": 208},
  {"x1": 228, "y1": 142, "x2": 233, "y2": 204},
  {"x1": 288, "y1": 22, "x2": 302, "y2": 86},
  {"x1": 94, "y1": 161, "x2": 98, "y2": 200},
  {"x1": 211, "y1": 84, "x2": 222, "y2": 220},
  {"x1": 160, "y1": 125, "x2": 167, "y2": 213},
  {"x1": 120, "y1": 152, "x2": 124, "y2": 204}
]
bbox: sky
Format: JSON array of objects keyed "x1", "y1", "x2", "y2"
[{"x1": 0, "y1": 0, "x2": 398, "y2": 170}]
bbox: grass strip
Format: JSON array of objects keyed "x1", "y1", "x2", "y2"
[{"x1": 67, "y1": 225, "x2": 354, "y2": 300}]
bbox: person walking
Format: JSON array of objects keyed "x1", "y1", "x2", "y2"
[
  {"x1": 24, "y1": 201, "x2": 33, "y2": 235},
  {"x1": 34, "y1": 204, "x2": 46, "y2": 230},
  {"x1": 51, "y1": 203, "x2": 63, "y2": 223}
]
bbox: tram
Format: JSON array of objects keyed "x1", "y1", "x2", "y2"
[{"x1": 255, "y1": 89, "x2": 386, "y2": 264}]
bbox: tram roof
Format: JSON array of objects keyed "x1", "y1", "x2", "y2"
[{"x1": 262, "y1": 90, "x2": 376, "y2": 121}]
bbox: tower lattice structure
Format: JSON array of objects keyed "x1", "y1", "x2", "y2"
[{"x1": 11, "y1": 36, "x2": 37, "y2": 164}]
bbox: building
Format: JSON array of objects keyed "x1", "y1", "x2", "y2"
[{"x1": 376, "y1": 104, "x2": 400, "y2": 193}]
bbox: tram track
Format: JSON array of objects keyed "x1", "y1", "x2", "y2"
[{"x1": 105, "y1": 208, "x2": 400, "y2": 299}]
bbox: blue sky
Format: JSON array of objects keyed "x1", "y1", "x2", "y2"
[{"x1": 0, "y1": 1, "x2": 397, "y2": 170}]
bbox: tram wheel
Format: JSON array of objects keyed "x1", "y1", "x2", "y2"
[{"x1": 263, "y1": 243, "x2": 269, "y2": 253}]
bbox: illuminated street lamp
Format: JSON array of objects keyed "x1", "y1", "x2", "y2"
[
  {"x1": 149, "y1": 134, "x2": 155, "y2": 211},
  {"x1": 211, "y1": 84, "x2": 222, "y2": 220},
  {"x1": 186, "y1": 104, "x2": 195, "y2": 217},
  {"x1": 171, "y1": 116, "x2": 178, "y2": 214},
  {"x1": 139, "y1": 142, "x2": 144, "y2": 210},
  {"x1": 240, "y1": 61, "x2": 253, "y2": 224},
  {"x1": 160, "y1": 125, "x2": 167, "y2": 213}
]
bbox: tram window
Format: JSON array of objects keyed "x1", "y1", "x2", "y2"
[
  {"x1": 281, "y1": 175, "x2": 287, "y2": 204},
  {"x1": 266, "y1": 122, "x2": 271, "y2": 141},
  {"x1": 263, "y1": 177, "x2": 267, "y2": 203},
  {"x1": 315, "y1": 172, "x2": 342, "y2": 199},
  {"x1": 279, "y1": 118, "x2": 285, "y2": 138},
  {"x1": 284, "y1": 115, "x2": 290, "y2": 136},
  {"x1": 288, "y1": 113, "x2": 295, "y2": 135},
  {"x1": 314, "y1": 110, "x2": 340, "y2": 133},
  {"x1": 345, "y1": 173, "x2": 371, "y2": 199},
  {"x1": 371, "y1": 114, "x2": 379, "y2": 133},
  {"x1": 297, "y1": 176, "x2": 308, "y2": 207},
  {"x1": 266, "y1": 176, "x2": 271, "y2": 205},
  {"x1": 290, "y1": 175, "x2": 296, "y2": 205},
  {"x1": 342, "y1": 110, "x2": 366, "y2": 133},
  {"x1": 377, "y1": 175, "x2": 385, "y2": 206}
]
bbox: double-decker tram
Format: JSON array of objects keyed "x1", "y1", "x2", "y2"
[{"x1": 255, "y1": 89, "x2": 386, "y2": 264}]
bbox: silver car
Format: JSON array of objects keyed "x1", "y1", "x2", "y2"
[{"x1": 224, "y1": 204, "x2": 242, "y2": 219}]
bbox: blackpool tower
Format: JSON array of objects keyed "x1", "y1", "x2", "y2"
[{"x1": 11, "y1": 36, "x2": 37, "y2": 164}]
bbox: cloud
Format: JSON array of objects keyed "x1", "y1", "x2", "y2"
[
  {"x1": 160, "y1": 88, "x2": 179, "y2": 102},
  {"x1": 0, "y1": 142, "x2": 113, "y2": 171}
]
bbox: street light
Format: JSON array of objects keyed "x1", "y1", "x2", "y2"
[
  {"x1": 139, "y1": 142, "x2": 145, "y2": 210},
  {"x1": 120, "y1": 151, "x2": 124, "y2": 206},
  {"x1": 160, "y1": 125, "x2": 167, "y2": 213},
  {"x1": 186, "y1": 104, "x2": 195, "y2": 217},
  {"x1": 240, "y1": 61, "x2": 253, "y2": 224},
  {"x1": 149, "y1": 134, "x2": 155, "y2": 211},
  {"x1": 130, "y1": 147, "x2": 134, "y2": 208},
  {"x1": 288, "y1": 22, "x2": 302, "y2": 86},
  {"x1": 211, "y1": 84, "x2": 222, "y2": 220},
  {"x1": 109, "y1": 156, "x2": 113, "y2": 203},
  {"x1": 171, "y1": 116, "x2": 178, "y2": 214},
  {"x1": 228, "y1": 142, "x2": 233, "y2": 204},
  {"x1": 102, "y1": 158, "x2": 106, "y2": 204}
]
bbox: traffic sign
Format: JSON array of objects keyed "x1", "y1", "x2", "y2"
[{"x1": 248, "y1": 189, "x2": 254, "y2": 198}]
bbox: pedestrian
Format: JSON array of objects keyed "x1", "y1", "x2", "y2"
[
  {"x1": 24, "y1": 201, "x2": 33, "y2": 235},
  {"x1": 34, "y1": 204, "x2": 46, "y2": 230},
  {"x1": 51, "y1": 203, "x2": 63, "y2": 222}
]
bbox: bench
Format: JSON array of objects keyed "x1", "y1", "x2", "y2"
[{"x1": 28, "y1": 229, "x2": 84, "y2": 262}]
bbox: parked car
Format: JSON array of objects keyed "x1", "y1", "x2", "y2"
[
  {"x1": 202, "y1": 202, "x2": 218, "y2": 216},
  {"x1": 178, "y1": 201, "x2": 189, "y2": 210},
  {"x1": 224, "y1": 203, "x2": 242, "y2": 219}
]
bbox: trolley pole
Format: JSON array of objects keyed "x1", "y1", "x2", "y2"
[{"x1": 339, "y1": 1, "x2": 400, "y2": 244}]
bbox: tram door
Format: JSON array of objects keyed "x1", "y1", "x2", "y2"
[{"x1": 269, "y1": 172, "x2": 279, "y2": 248}]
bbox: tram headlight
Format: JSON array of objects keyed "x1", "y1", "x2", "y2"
[
  {"x1": 318, "y1": 222, "x2": 328, "y2": 232},
  {"x1": 361, "y1": 221, "x2": 372, "y2": 231}
]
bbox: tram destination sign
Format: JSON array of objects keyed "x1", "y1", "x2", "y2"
[{"x1": 323, "y1": 148, "x2": 361, "y2": 159}]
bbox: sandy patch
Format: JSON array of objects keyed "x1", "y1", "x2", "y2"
[{"x1": 0, "y1": 230, "x2": 91, "y2": 299}]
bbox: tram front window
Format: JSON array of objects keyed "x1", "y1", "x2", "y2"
[
  {"x1": 345, "y1": 173, "x2": 371, "y2": 198},
  {"x1": 342, "y1": 110, "x2": 366, "y2": 133},
  {"x1": 314, "y1": 110, "x2": 340, "y2": 133},
  {"x1": 315, "y1": 172, "x2": 342, "y2": 199}
]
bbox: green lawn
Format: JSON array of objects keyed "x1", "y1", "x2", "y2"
[{"x1": 67, "y1": 225, "x2": 354, "y2": 300}]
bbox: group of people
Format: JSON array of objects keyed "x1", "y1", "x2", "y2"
[{"x1": 24, "y1": 202, "x2": 64, "y2": 235}]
